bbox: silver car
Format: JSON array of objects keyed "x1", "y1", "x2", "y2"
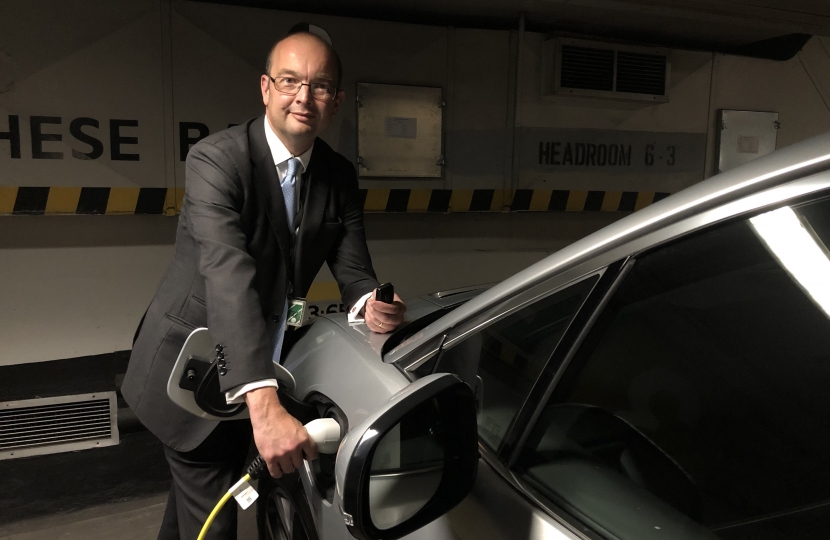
[{"x1": 258, "y1": 132, "x2": 830, "y2": 540}]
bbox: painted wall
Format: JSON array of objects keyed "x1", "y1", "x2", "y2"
[
  {"x1": 1, "y1": 0, "x2": 830, "y2": 366},
  {"x1": 0, "y1": 1, "x2": 165, "y2": 188},
  {"x1": 3, "y1": 2, "x2": 830, "y2": 193},
  {"x1": 0, "y1": 213, "x2": 617, "y2": 365}
]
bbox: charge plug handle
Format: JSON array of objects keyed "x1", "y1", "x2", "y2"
[
  {"x1": 305, "y1": 417, "x2": 342, "y2": 454},
  {"x1": 246, "y1": 417, "x2": 342, "y2": 480}
]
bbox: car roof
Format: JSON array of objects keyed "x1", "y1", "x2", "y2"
[{"x1": 386, "y1": 130, "x2": 830, "y2": 365}]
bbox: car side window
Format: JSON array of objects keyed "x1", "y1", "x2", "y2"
[
  {"x1": 514, "y1": 194, "x2": 830, "y2": 540},
  {"x1": 435, "y1": 275, "x2": 598, "y2": 452}
]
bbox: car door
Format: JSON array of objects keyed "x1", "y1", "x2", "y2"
[
  {"x1": 418, "y1": 268, "x2": 622, "y2": 540},
  {"x1": 506, "y1": 190, "x2": 830, "y2": 540}
]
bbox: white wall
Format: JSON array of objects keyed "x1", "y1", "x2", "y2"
[
  {"x1": 2, "y1": 0, "x2": 830, "y2": 366},
  {"x1": 0, "y1": 0, "x2": 166, "y2": 187},
  {"x1": 3, "y1": 1, "x2": 829, "y2": 193},
  {"x1": 1, "y1": 244, "x2": 173, "y2": 365},
  {"x1": 0, "y1": 212, "x2": 617, "y2": 365}
]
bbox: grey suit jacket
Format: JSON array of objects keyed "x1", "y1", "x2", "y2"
[{"x1": 122, "y1": 116, "x2": 379, "y2": 451}]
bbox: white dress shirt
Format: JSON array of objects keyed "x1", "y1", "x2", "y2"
[{"x1": 224, "y1": 117, "x2": 372, "y2": 404}]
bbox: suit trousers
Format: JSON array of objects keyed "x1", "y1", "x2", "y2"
[{"x1": 157, "y1": 420, "x2": 253, "y2": 540}]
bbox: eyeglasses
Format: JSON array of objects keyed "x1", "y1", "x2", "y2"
[{"x1": 268, "y1": 75, "x2": 339, "y2": 102}]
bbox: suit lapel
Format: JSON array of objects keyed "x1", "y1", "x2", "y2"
[
  {"x1": 295, "y1": 141, "x2": 329, "y2": 293},
  {"x1": 248, "y1": 117, "x2": 292, "y2": 269},
  {"x1": 301, "y1": 145, "x2": 327, "y2": 245}
]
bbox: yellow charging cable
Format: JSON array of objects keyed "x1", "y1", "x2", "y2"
[
  {"x1": 198, "y1": 454, "x2": 268, "y2": 540},
  {"x1": 197, "y1": 472, "x2": 251, "y2": 540}
]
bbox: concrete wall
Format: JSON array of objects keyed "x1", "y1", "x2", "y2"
[
  {"x1": 517, "y1": 36, "x2": 713, "y2": 193},
  {"x1": 1, "y1": 0, "x2": 830, "y2": 366}
]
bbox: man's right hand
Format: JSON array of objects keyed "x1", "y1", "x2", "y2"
[{"x1": 245, "y1": 386, "x2": 318, "y2": 477}]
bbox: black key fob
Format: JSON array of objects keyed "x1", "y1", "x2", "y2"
[{"x1": 376, "y1": 282, "x2": 394, "y2": 304}]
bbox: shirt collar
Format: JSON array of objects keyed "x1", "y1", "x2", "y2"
[{"x1": 264, "y1": 116, "x2": 313, "y2": 173}]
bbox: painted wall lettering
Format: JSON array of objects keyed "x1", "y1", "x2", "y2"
[
  {"x1": 110, "y1": 119, "x2": 139, "y2": 161},
  {"x1": 31, "y1": 116, "x2": 63, "y2": 159},
  {"x1": 539, "y1": 141, "x2": 632, "y2": 167},
  {"x1": 179, "y1": 122, "x2": 210, "y2": 161},
  {"x1": 0, "y1": 114, "x2": 141, "y2": 161},
  {"x1": 522, "y1": 128, "x2": 706, "y2": 174},
  {"x1": 0, "y1": 115, "x2": 242, "y2": 164},
  {"x1": 70, "y1": 118, "x2": 104, "y2": 160},
  {"x1": 0, "y1": 115, "x2": 21, "y2": 158}
]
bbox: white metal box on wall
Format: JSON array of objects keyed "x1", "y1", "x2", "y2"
[
  {"x1": 716, "y1": 110, "x2": 779, "y2": 174},
  {"x1": 356, "y1": 83, "x2": 444, "y2": 178}
]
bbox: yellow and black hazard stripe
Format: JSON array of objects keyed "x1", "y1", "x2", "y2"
[
  {"x1": 0, "y1": 186, "x2": 669, "y2": 215},
  {"x1": 358, "y1": 188, "x2": 670, "y2": 213},
  {"x1": 0, "y1": 186, "x2": 184, "y2": 215}
]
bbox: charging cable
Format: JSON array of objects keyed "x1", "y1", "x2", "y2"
[{"x1": 197, "y1": 418, "x2": 341, "y2": 540}]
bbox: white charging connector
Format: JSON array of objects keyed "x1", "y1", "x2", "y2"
[{"x1": 305, "y1": 417, "x2": 342, "y2": 454}]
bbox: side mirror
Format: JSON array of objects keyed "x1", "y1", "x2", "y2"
[{"x1": 335, "y1": 373, "x2": 479, "y2": 540}]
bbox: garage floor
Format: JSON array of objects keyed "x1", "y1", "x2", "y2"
[
  {"x1": 0, "y1": 495, "x2": 168, "y2": 540},
  {"x1": 0, "y1": 494, "x2": 259, "y2": 540},
  {"x1": 0, "y1": 429, "x2": 258, "y2": 540}
]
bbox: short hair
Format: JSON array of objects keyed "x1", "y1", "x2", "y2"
[{"x1": 264, "y1": 31, "x2": 343, "y2": 88}]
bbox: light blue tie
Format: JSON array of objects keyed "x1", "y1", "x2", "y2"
[{"x1": 272, "y1": 157, "x2": 301, "y2": 364}]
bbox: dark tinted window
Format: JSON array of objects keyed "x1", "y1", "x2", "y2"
[
  {"x1": 516, "y1": 195, "x2": 830, "y2": 540},
  {"x1": 436, "y1": 276, "x2": 598, "y2": 451}
]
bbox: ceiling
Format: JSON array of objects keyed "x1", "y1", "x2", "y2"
[{"x1": 199, "y1": 0, "x2": 830, "y2": 60}]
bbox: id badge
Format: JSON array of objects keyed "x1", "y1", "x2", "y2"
[{"x1": 286, "y1": 298, "x2": 309, "y2": 327}]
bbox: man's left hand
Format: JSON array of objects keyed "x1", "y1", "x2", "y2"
[{"x1": 365, "y1": 292, "x2": 406, "y2": 334}]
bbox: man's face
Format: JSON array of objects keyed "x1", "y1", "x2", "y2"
[{"x1": 260, "y1": 35, "x2": 344, "y2": 152}]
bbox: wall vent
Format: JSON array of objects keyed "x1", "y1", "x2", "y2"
[
  {"x1": 0, "y1": 392, "x2": 119, "y2": 460},
  {"x1": 560, "y1": 45, "x2": 614, "y2": 92},
  {"x1": 544, "y1": 38, "x2": 670, "y2": 102}
]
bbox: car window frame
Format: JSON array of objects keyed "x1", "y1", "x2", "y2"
[
  {"x1": 438, "y1": 260, "x2": 633, "y2": 540},
  {"x1": 396, "y1": 266, "x2": 614, "y2": 379},
  {"x1": 394, "y1": 268, "x2": 611, "y2": 381},
  {"x1": 426, "y1": 261, "x2": 629, "y2": 463},
  {"x1": 505, "y1": 258, "x2": 636, "y2": 466},
  {"x1": 440, "y1": 267, "x2": 608, "y2": 353},
  {"x1": 494, "y1": 260, "x2": 628, "y2": 461},
  {"x1": 504, "y1": 183, "x2": 830, "y2": 540},
  {"x1": 507, "y1": 181, "x2": 830, "y2": 468}
]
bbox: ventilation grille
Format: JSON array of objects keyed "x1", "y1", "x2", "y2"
[
  {"x1": 0, "y1": 392, "x2": 118, "y2": 460},
  {"x1": 616, "y1": 51, "x2": 667, "y2": 95},
  {"x1": 560, "y1": 45, "x2": 614, "y2": 91},
  {"x1": 549, "y1": 38, "x2": 669, "y2": 102}
]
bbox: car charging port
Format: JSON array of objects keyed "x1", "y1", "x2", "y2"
[{"x1": 306, "y1": 394, "x2": 348, "y2": 501}]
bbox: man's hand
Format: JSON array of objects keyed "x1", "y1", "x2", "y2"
[
  {"x1": 245, "y1": 387, "x2": 318, "y2": 478},
  {"x1": 365, "y1": 291, "x2": 406, "y2": 334}
]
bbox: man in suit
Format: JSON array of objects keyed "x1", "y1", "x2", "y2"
[{"x1": 122, "y1": 29, "x2": 406, "y2": 540}]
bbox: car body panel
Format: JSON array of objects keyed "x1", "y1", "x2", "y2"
[
  {"x1": 445, "y1": 458, "x2": 577, "y2": 540},
  {"x1": 283, "y1": 317, "x2": 406, "y2": 428},
  {"x1": 302, "y1": 472, "x2": 458, "y2": 540}
]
